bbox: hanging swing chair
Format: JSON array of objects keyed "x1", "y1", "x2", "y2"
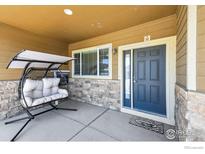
[{"x1": 5, "y1": 50, "x2": 77, "y2": 141}]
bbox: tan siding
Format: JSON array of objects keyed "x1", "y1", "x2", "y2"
[
  {"x1": 176, "y1": 6, "x2": 187, "y2": 88},
  {"x1": 0, "y1": 22, "x2": 68, "y2": 80},
  {"x1": 197, "y1": 49, "x2": 205, "y2": 62},
  {"x1": 197, "y1": 63, "x2": 205, "y2": 76},
  {"x1": 68, "y1": 15, "x2": 176, "y2": 79},
  {"x1": 197, "y1": 77, "x2": 205, "y2": 91},
  {"x1": 177, "y1": 75, "x2": 187, "y2": 87},
  {"x1": 197, "y1": 6, "x2": 205, "y2": 92},
  {"x1": 176, "y1": 65, "x2": 187, "y2": 75},
  {"x1": 198, "y1": 34, "x2": 205, "y2": 49},
  {"x1": 176, "y1": 54, "x2": 187, "y2": 67}
]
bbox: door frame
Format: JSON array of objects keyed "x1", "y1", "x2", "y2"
[{"x1": 118, "y1": 36, "x2": 176, "y2": 125}]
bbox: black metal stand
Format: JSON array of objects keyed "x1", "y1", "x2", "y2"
[{"x1": 5, "y1": 104, "x2": 77, "y2": 142}]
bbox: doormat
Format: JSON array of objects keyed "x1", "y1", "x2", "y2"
[{"x1": 129, "y1": 116, "x2": 164, "y2": 134}]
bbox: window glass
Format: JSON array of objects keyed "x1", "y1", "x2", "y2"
[
  {"x1": 74, "y1": 53, "x2": 80, "y2": 75},
  {"x1": 82, "y1": 50, "x2": 97, "y2": 75},
  {"x1": 99, "y1": 48, "x2": 109, "y2": 76},
  {"x1": 123, "y1": 50, "x2": 131, "y2": 107}
]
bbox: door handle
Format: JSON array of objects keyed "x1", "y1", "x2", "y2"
[{"x1": 133, "y1": 80, "x2": 137, "y2": 83}]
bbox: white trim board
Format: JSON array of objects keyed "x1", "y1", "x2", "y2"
[
  {"x1": 187, "y1": 5, "x2": 197, "y2": 91},
  {"x1": 118, "y1": 36, "x2": 176, "y2": 125}
]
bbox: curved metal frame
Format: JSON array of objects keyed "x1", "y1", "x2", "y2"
[
  {"x1": 6, "y1": 49, "x2": 26, "y2": 69},
  {"x1": 5, "y1": 56, "x2": 77, "y2": 141}
]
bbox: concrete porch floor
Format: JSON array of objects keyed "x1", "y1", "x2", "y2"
[{"x1": 0, "y1": 100, "x2": 170, "y2": 141}]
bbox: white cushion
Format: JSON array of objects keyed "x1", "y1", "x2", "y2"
[
  {"x1": 23, "y1": 79, "x2": 43, "y2": 99},
  {"x1": 32, "y1": 96, "x2": 52, "y2": 106},
  {"x1": 44, "y1": 96, "x2": 52, "y2": 102},
  {"x1": 58, "y1": 89, "x2": 68, "y2": 96},
  {"x1": 22, "y1": 78, "x2": 68, "y2": 107},
  {"x1": 42, "y1": 78, "x2": 60, "y2": 97},
  {"x1": 50, "y1": 93, "x2": 68, "y2": 100},
  {"x1": 22, "y1": 97, "x2": 33, "y2": 107},
  {"x1": 32, "y1": 97, "x2": 46, "y2": 106}
]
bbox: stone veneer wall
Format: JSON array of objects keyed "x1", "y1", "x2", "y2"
[
  {"x1": 175, "y1": 85, "x2": 205, "y2": 141},
  {"x1": 0, "y1": 81, "x2": 23, "y2": 120},
  {"x1": 68, "y1": 78, "x2": 121, "y2": 110},
  {"x1": 0, "y1": 78, "x2": 121, "y2": 120}
]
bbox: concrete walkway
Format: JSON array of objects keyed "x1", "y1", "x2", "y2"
[{"x1": 0, "y1": 100, "x2": 169, "y2": 141}]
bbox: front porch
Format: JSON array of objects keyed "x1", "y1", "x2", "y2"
[
  {"x1": 0, "y1": 100, "x2": 171, "y2": 141},
  {"x1": 0, "y1": 5, "x2": 205, "y2": 142}
]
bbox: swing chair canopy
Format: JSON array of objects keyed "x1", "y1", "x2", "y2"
[
  {"x1": 5, "y1": 50, "x2": 78, "y2": 142},
  {"x1": 7, "y1": 50, "x2": 75, "y2": 69}
]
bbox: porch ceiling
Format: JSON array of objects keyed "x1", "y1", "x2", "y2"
[{"x1": 0, "y1": 5, "x2": 176, "y2": 43}]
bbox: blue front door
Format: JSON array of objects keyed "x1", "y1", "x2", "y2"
[
  {"x1": 123, "y1": 45, "x2": 166, "y2": 116},
  {"x1": 133, "y1": 45, "x2": 166, "y2": 115}
]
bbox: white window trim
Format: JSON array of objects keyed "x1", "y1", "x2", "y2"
[
  {"x1": 187, "y1": 5, "x2": 197, "y2": 91},
  {"x1": 72, "y1": 43, "x2": 112, "y2": 79},
  {"x1": 118, "y1": 36, "x2": 176, "y2": 125}
]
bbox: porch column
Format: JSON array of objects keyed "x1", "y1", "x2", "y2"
[{"x1": 187, "y1": 5, "x2": 197, "y2": 91}]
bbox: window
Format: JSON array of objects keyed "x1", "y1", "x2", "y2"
[
  {"x1": 123, "y1": 50, "x2": 131, "y2": 107},
  {"x1": 74, "y1": 53, "x2": 80, "y2": 75},
  {"x1": 99, "y1": 48, "x2": 109, "y2": 75},
  {"x1": 72, "y1": 44, "x2": 112, "y2": 78},
  {"x1": 82, "y1": 50, "x2": 97, "y2": 75}
]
